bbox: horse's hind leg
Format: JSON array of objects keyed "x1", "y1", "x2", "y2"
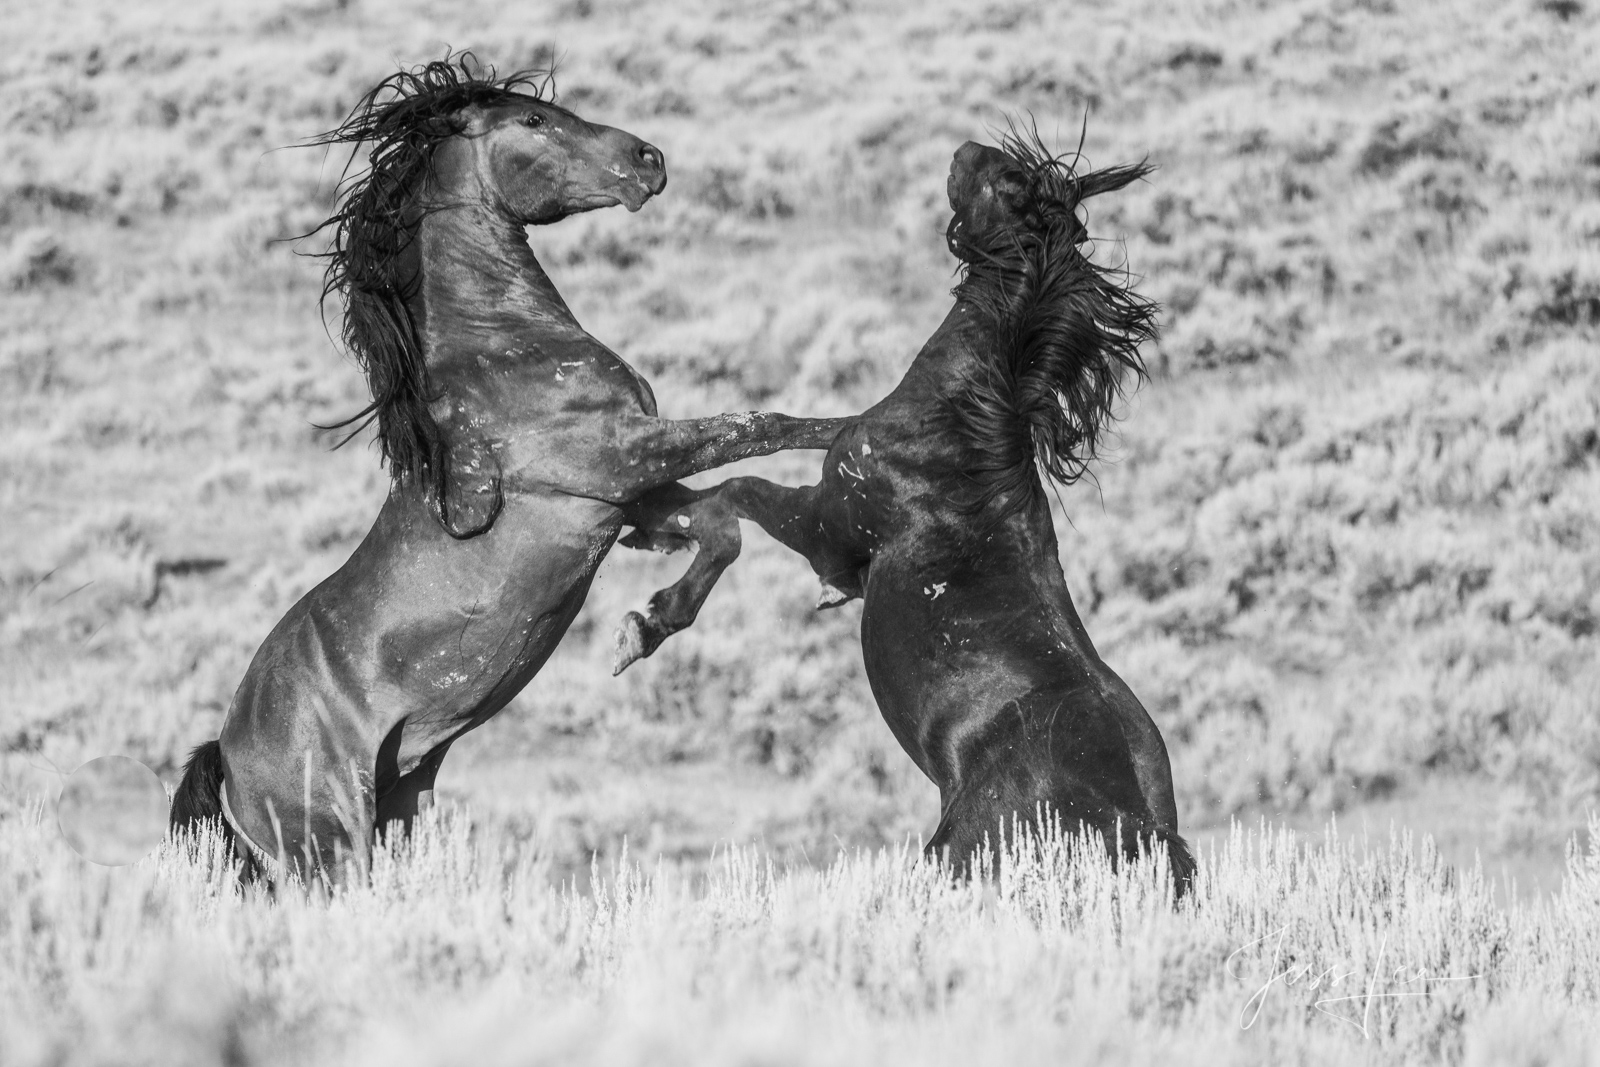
[
  {"x1": 614, "y1": 485, "x2": 742, "y2": 674},
  {"x1": 376, "y1": 740, "x2": 453, "y2": 839},
  {"x1": 224, "y1": 763, "x2": 375, "y2": 890}
]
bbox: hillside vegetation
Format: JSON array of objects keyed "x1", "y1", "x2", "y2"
[{"x1": 4, "y1": 0, "x2": 1599, "y2": 883}]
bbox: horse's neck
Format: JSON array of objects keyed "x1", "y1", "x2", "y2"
[
  {"x1": 933, "y1": 298, "x2": 1104, "y2": 659},
  {"x1": 414, "y1": 204, "x2": 579, "y2": 364},
  {"x1": 896, "y1": 299, "x2": 999, "y2": 398}
]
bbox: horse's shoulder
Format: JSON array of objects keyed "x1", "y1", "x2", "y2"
[{"x1": 539, "y1": 336, "x2": 660, "y2": 417}]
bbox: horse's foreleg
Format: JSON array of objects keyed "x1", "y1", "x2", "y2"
[
  {"x1": 558, "y1": 413, "x2": 847, "y2": 502},
  {"x1": 236, "y1": 771, "x2": 374, "y2": 892},
  {"x1": 613, "y1": 485, "x2": 742, "y2": 674},
  {"x1": 611, "y1": 475, "x2": 868, "y2": 674},
  {"x1": 719, "y1": 476, "x2": 868, "y2": 605}
]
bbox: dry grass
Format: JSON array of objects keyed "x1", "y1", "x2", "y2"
[{"x1": 4, "y1": 806, "x2": 1600, "y2": 1066}]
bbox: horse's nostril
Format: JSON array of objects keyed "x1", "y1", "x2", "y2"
[{"x1": 638, "y1": 143, "x2": 664, "y2": 172}]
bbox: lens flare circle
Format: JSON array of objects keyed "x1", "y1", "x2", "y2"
[{"x1": 57, "y1": 755, "x2": 167, "y2": 866}]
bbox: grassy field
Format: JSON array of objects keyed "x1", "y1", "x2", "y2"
[
  {"x1": 5, "y1": 806, "x2": 1600, "y2": 1066},
  {"x1": 3, "y1": 0, "x2": 1600, "y2": 1059}
]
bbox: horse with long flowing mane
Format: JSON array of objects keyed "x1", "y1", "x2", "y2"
[
  {"x1": 615, "y1": 128, "x2": 1194, "y2": 892},
  {"x1": 168, "y1": 55, "x2": 843, "y2": 884}
]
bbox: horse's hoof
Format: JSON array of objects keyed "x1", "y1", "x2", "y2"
[
  {"x1": 612, "y1": 612, "x2": 648, "y2": 675},
  {"x1": 816, "y1": 581, "x2": 852, "y2": 610}
]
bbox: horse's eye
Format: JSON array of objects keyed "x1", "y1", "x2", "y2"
[{"x1": 524, "y1": 113, "x2": 544, "y2": 128}]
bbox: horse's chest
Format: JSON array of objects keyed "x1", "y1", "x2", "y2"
[{"x1": 821, "y1": 425, "x2": 898, "y2": 535}]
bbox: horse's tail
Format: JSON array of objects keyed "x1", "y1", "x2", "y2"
[
  {"x1": 1107, "y1": 814, "x2": 1196, "y2": 901},
  {"x1": 1150, "y1": 826, "x2": 1197, "y2": 900},
  {"x1": 169, "y1": 739, "x2": 232, "y2": 844}
]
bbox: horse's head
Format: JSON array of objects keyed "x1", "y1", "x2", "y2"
[
  {"x1": 946, "y1": 134, "x2": 1135, "y2": 260},
  {"x1": 942, "y1": 128, "x2": 1158, "y2": 513},
  {"x1": 945, "y1": 140, "x2": 1034, "y2": 259},
  {"x1": 438, "y1": 95, "x2": 667, "y2": 224},
  {"x1": 307, "y1": 56, "x2": 673, "y2": 523}
]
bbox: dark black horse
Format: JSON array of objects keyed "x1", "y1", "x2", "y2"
[
  {"x1": 616, "y1": 131, "x2": 1193, "y2": 892},
  {"x1": 168, "y1": 57, "x2": 843, "y2": 884}
]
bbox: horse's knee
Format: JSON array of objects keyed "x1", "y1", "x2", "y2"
[
  {"x1": 700, "y1": 496, "x2": 742, "y2": 548},
  {"x1": 669, "y1": 495, "x2": 741, "y2": 567}
]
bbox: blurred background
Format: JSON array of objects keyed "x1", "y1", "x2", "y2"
[{"x1": 3, "y1": 0, "x2": 1598, "y2": 897}]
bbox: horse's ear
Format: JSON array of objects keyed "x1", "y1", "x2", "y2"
[{"x1": 427, "y1": 431, "x2": 503, "y2": 540}]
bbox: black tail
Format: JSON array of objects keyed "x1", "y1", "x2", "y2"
[
  {"x1": 169, "y1": 739, "x2": 231, "y2": 838},
  {"x1": 1153, "y1": 828, "x2": 1197, "y2": 900},
  {"x1": 1110, "y1": 816, "x2": 1196, "y2": 901}
]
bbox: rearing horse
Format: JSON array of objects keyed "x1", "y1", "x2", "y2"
[
  {"x1": 616, "y1": 131, "x2": 1194, "y2": 892},
  {"x1": 168, "y1": 58, "x2": 843, "y2": 883}
]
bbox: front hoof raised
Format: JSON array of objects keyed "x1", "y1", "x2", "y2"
[{"x1": 612, "y1": 612, "x2": 649, "y2": 676}]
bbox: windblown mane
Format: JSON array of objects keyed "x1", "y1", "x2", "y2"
[
  {"x1": 949, "y1": 124, "x2": 1160, "y2": 517},
  {"x1": 305, "y1": 54, "x2": 553, "y2": 498}
]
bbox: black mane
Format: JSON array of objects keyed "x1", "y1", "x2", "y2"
[
  {"x1": 306, "y1": 54, "x2": 554, "y2": 497},
  {"x1": 949, "y1": 124, "x2": 1160, "y2": 516}
]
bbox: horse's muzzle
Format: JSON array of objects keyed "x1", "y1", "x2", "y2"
[{"x1": 636, "y1": 141, "x2": 667, "y2": 196}]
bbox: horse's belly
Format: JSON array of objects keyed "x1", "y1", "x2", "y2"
[
  {"x1": 381, "y1": 497, "x2": 622, "y2": 765},
  {"x1": 859, "y1": 554, "x2": 1036, "y2": 783},
  {"x1": 222, "y1": 493, "x2": 621, "y2": 785}
]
